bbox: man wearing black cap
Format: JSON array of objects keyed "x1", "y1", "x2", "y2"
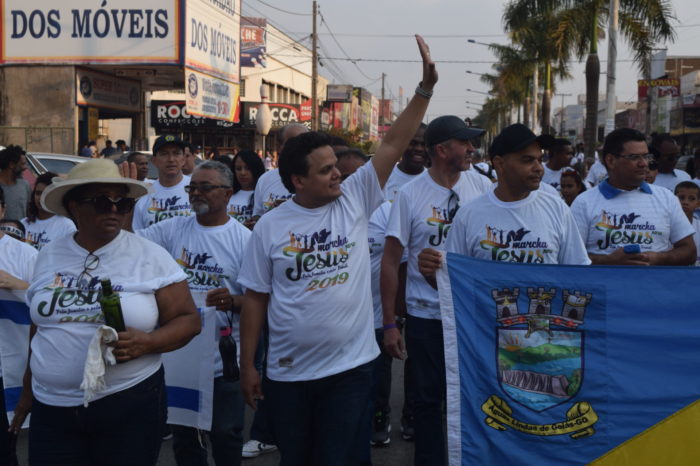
[
  {"x1": 381, "y1": 115, "x2": 491, "y2": 465},
  {"x1": 418, "y1": 123, "x2": 589, "y2": 281},
  {"x1": 132, "y1": 134, "x2": 192, "y2": 230}
]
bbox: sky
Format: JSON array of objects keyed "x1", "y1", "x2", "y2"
[{"x1": 241, "y1": 0, "x2": 700, "y2": 123}]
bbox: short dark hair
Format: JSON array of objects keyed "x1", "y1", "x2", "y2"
[
  {"x1": 650, "y1": 133, "x2": 677, "y2": 159},
  {"x1": 336, "y1": 148, "x2": 368, "y2": 163},
  {"x1": 602, "y1": 128, "x2": 646, "y2": 167},
  {"x1": 279, "y1": 131, "x2": 332, "y2": 193},
  {"x1": 0, "y1": 185, "x2": 4, "y2": 206},
  {"x1": 127, "y1": 151, "x2": 147, "y2": 163},
  {"x1": 27, "y1": 172, "x2": 58, "y2": 223},
  {"x1": 330, "y1": 136, "x2": 349, "y2": 148},
  {"x1": 183, "y1": 141, "x2": 194, "y2": 153},
  {"x1": 674, "y1": 181, "x2": 700, "y2": 196},
  {"x1": 550, "y1": 138, "x2": 573, "y2": 155},
  {"x1": 232, "y1": 150, "x2": 266, "y2": 193},
  {"x1": 0, "y1": 145, "x2": 26, "y2": 170}
]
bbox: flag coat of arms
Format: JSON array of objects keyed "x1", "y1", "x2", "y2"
[
  {"x1": 0, "y1": 289, "x2": 30, "y2": 422},
  {"x1": 438, "y1": 253, "x2": 700, "y2": 465}
]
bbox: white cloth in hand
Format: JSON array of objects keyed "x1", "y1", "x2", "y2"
[{"x1": 80, "y1": 325, "x2": 118, "y2": 407}]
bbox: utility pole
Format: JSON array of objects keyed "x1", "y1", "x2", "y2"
[
  {"x1": 380, "y1": 72, "x2": 386, "y2": 129},
  {"x1": 604, "y1": 0, "x2": 619, "y2": 136},
  {"x1": 555, "y1": 93, "x2": 572, "y2": 136},
  {"x1": 311, "y1": 1, "x2": 318, "y2": 130}
]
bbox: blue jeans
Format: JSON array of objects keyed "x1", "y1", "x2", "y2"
[
  {"x1": 406, "y1": 315, "x2": 446, "y2": 466},
  {"x1": 28, "y1": 366, "x2": 166, "y2": 466},
  {"x1": 172, "y1": 376, "x2": 245, "y2": 466},
  {"x1": 266, "y1": 361, "x2": 373, "y2": 466}
]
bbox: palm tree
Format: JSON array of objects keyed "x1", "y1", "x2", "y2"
[{"x1": 551, "y1": 0, "x2": 676, "y2": 157}]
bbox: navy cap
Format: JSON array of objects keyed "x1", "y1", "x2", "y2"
[
  {"x1": 489, "y1": 124, "x2": 554, "y2": 157},
  {"x1": 152, "y1": 134, "x2": 186, "y2": 155},
  {"x1": 425, "y1": 115, "x2": 485, "y2": 147}
]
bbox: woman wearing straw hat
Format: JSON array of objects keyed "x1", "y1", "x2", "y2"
[{"x1": 10, "y1": 159, "x2": 201, "y2": 465}]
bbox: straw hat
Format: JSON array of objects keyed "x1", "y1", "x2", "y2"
[{"x1": 41, "y1": 159, "x2": 152, "y2": 216}]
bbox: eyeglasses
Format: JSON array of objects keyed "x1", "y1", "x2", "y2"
[
  {"x1": 615, "y1": 153, "x2": 654, "y2": 162},
  {"x1": 79, "y1": 196, "x2": 135, "y2": 214},
  {"x1": 184, "y1": 184, "x2": 230, "y2": 193},
  {"x1": 447, "y1": 190, "x2": 460, "y2": 222},
  {"x1": 77, "y1": 253, "x2": 99, "y2": 288}
]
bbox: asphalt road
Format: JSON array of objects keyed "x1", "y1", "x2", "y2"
[{"x1": 16, "y1": 358, "x2": 414, "y2": 465}]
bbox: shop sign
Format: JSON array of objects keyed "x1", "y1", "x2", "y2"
[
  {"x1": 185, "y1": 67, "x2": 239, "y2": 122},
  {"x1": 185, "y1": 0, "x2": 240, "y2": 83},
  {"x1": 151, "y1": 100, "x2": 236, "y2": 129},
  {"x1": 638, "y1": 79, "x2": 680, "y2": 100},
  {"x1": 327, "y1": 84, "x2": 353, "y2": 102},
  {"x1": 1, "y1": 0, "x2": 180, "y2": 64},
  {"x1": 241, "y1": 17, "x2": 266, "y2": 68},
  {"x1": 243, "y1": 102, "x2": 307, "y2": 128},
  {"x1": 76, "y1": 68, "x2": 141, "y2": 112}
]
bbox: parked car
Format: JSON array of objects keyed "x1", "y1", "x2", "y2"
[{"x1": 23, "y1": 152, "x2": 88, "y2": 188}]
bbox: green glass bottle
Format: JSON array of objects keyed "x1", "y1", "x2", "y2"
[{"x1": 99, "y1": 279, "x2": 126, "y2": 332}]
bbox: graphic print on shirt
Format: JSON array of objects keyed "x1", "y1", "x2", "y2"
[
  {"x1": 594, "y1": 210, "x2": 658, "y2": 250},
  {"x1": 25, "y1": 230, "x2": 48, "y2": 249},
  {"x1": 175, "y1": 247, "x2": 230, "y2": 290},
  {"x1": 228, "y1": 203, "x2": 253, "y2": 222},
  {"x1": 36, "y1": 274, "x2": 123, "y2": 323},
  {"x1": 480, "y1": 225, "x2": 552, "y2": 263},
  {"x1": 263, "y1": 193, "x2": 293, "y2": 212},
  {"x1": 427, "y1": 205, "x2": 453, "y2": 246},
  {"x1": 283, "y1": 228, "x2": 356, "y2": 289},
  {"x1": 147, "y1": 195, "x2": 191, "y2": 225}
]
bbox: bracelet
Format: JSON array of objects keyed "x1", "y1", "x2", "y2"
[
  {"x1": 383, "y1": 323, "x2": 398, "y2": 330},
  {"x1": 415, "y1": 81, "x2": 433, "y2": 99}
]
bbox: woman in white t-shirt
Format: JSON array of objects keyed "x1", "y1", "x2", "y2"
[
  {"x1": 229, "y1": 150, "x2": 265, "y2": 229},
  {"x1": 10, "y1": 159, "x2": 201, "y2": 466},
  {"x1": 21, "y1": 172, "x2": 77, "y2": 250}
]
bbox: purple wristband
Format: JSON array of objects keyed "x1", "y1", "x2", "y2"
[{"x1": 383, "y1": 323, "x2": 398, "y2": 330}]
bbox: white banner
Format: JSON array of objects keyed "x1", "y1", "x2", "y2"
[
  {"x1": 185, "y1": 0, "x2": 240, "y2": 83},
  {"x1": 76, "y1": 68, "x2": 141, "y2": 112},
  {"x1": 1, "y1": 0, "x2": 180, "y2": 64},
  {"x1": 185, "y1": 67, "x2": 239, "y2": 122}
]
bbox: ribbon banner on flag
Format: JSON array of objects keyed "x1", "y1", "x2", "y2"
[
  {"x1": 438, "y1": 254, "x2": 700, "y2": 465},
  {"x1": 163, "y1": 291, "x2": 216, "y2": 430},
  {"x1": 0, "y1": 289, "x2": 31, "y2": 420}
]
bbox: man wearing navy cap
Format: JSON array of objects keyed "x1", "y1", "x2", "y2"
[
  {"x1": 381, "y1": 115, "x2": 491, "y2": 465},
  {"x1": 132, "y1": 135, "x2": 192, "y2": 230}
]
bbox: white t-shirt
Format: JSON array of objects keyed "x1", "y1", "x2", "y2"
[
  {"x1": 570, "y1": 181, "x2": 695, "y2": 255},
  {"x1": 474, "y1": 162, "x2": 497, "y2": 181},
  {"x1": 368, "y1": 202, "x2": 392, "y2": 330},
  {"x1": 542, "y1": 165, "x2": 567, "y2": 191},
  {"x1": 653, "y1": 169, "x2": 691, "y2": 192},
  {"x1": 383, "y1": 165, "x2": 423, "y2": 202},
  {"x1": 447, "y1": 189, "x2": 590, "y2": 265},
  {"x1": 238, "y1": 163, "x2": 383, "y2": 382},
  {"x1": 132, "y1": 175, "x2": 192, "y2": 230},
  {"x1": 0, "y1": 234, "x2": 38, "y2": 378},
  {"x1": 252, "y1": 169, "x2": 292, "y2": 217},
  {"x1": 21, "y1": 215, "x2": 76, "y2": 251},
  {"x1": 137, "y1": 216, "x2": 251, "y2": 375},
  {"x1": 385, "y1": 170, "x2": 492, "y2": 320},
  {"x1": 692, "y1": 217, "x2": 700, "y2": 266},
  {"x1": 26, "y1": 231, "x2": 186, "y2": 406},
  {"x1": 584, "y1": 161, "x2": 608, "y2": 188},
  {"x1": 227, "y1": 190, "x2": 254, "y2": 224}
]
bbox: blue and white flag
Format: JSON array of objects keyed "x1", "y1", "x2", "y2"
[
  {"x1": 163, "y1": 291, "x2": 216, "y2": 431},
  {"x1": 438, "y1": 254, "x2": 700, "y2": 465},
  {"x1": 0, "y1": 289, "x2": 31, "y2": 420}
]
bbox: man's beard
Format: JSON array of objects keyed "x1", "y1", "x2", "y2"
[{"x1": 191, "y1": 202, "x2": 210, "y2": 215}]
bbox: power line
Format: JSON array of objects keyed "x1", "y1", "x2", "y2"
[
  {"x1": 255, "y1": 0, "x2": 311, "y2": 16},
  {"x1": 288, "y1": 32, "x2": 507, "y2": 38},
  {"x1": 318, "y1": 11, "x2": 378, "y2": 82}
]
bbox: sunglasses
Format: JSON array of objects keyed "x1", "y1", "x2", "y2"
[
  {"x1": 447, "y1": 190, "x2": 460, "y2": 222},
  {"x1": 77, "y1": 253, "x2": 99, "y2": 288},
  {"x1": 79, "y1": 196, "x2": 135, "y2": 214},
  {"x1": 184, "y1": 184, "x2": 230, "y2": 193}
]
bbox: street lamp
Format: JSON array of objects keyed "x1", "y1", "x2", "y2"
[
  {"x1": 467, "y1": 39, "x2": 492, "y2": 47},
  {"x1": 466, "y1": 88, "x2": 492, "y2": 96},
  {"x1": 465, "y1": 70, "x2": 487, "y2": 77}
]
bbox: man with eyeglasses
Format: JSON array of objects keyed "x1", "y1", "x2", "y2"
[
  {"x1": 650, "y1": 133, "x2": 690, "y2": 192},
  {"x1": 381, "y1": 114, "x2": 491, "y2": 465},
  {"x1": 136, "y1": 160, "x2": 250, "y2": 465},
  {"x1": 542, "y1": 138, "x2": 574, "y2": 191},
  {"x1": 384, "y1": 123, "x2": 428, "y2": 202},
  {"x1": 132, "y1": 135, "x2": 192, "y2": 230},
  {"x1": 571, "y1": 128, "x2": 696, "y2": 265}
]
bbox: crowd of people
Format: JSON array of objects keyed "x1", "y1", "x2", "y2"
[{"x1": 0, "y1": 34, "x2": 699, "y2": 466}]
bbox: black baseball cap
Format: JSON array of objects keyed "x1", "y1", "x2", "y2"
[
  {"x1": 425, "y1": 115, "x2": 485, "y2": 147},
  {"x1": 152, "y1": 134, "x2": 186, "y2": 155},
  {"x1": 489, "y1": 124, "x2": 554, "y2": 157}
]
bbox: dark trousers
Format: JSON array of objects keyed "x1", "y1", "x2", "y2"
[
  {"x1": 406, "y1": 315, "x2": 446, "y2": 466},
  {"x1": 28, "y1": 366, "x2": 166, "y2": 466},
  {"x1": 372, "y1": 330, "x2": 393, "y2": 416},
  {"x1": 249, "y1": 329, "x2": 274, "y2": 444},
  {"x1": 266, "y1": 362, "x2": 373, "y2": 466},
  {"x1": 0, "y1": 379, "x2": 18, "y2": 466},
  {"x1": 172, "y1": 376, "x2": 245, "y2": 466}
]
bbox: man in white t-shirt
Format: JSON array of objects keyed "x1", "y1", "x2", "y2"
[
  {"x1": 132, "y1": 135, "x2": 191, "y2": 230},
  {"x1": 381, "y1": 114, "x2": 491, "y2": 465},
  {"x1": 237, "y1": 35, "x2": 437, "y2": 464},
  {"x1": 571, "y1": 128, "x2": 696, "y2": 265},
  {"x1": 383, "y1": 124, "x2": 428, "y2": 202},
  {"x1": 137, "y1": 161, "x2": 250, "y2": 465},
  {"x1": 651, "y1": 133, "x2": 690, "y2": 192},
  {"x1": 585, "y1": 158, "x2": 608, "y2": 187},
  {"x1": 542, "y1": 138, "x2": 574, "y2": 191}
]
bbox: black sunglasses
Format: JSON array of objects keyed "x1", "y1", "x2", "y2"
[
  {"x1": 79, "y1": 196, "x2": 135, "y2": 214},
  {"x1": 77, "y1": 253, "x2": 100, "y2": 288},
  {"x1": 447, "y1": 190, "x2": 460, "y2": 222},
  {"x1": 184, "y1": 184, "x2": 230, "y2": 193}
]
